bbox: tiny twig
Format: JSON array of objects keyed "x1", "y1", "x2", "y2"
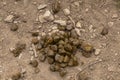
[
  {"x1": 68, "y1": 16, "x2": 75, "y2": 28},
  {"x1": 75, "y1": 59, "x2": 105, "y2": 80},
  {"x1": 31, "y1": 44, "x2": 38, "y2": 58}
]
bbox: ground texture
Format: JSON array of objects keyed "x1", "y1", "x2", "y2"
[{"x1": 0, "y1": 0, "x2": 120, "y2": 80}]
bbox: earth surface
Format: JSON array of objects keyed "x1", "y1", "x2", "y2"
[{"x1": 0, "y1": 0, "x2": 120, "y2": 80}]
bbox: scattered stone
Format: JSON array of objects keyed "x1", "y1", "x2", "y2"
[
  {"x1": 75, "y1": 28, "x2": 81, "y2": 36},
  {"x1": 4, "y1": 15, "x2": 14, "y2": 23},
  {"x1": 34, "y1": 68, "x2": 40, "y2": 73},
  {"x1": 59, "y1": 68, "x2": 67, "y2": 77},
  {"x1": 38, "y1": 15, "x2": 46, "y2": 23},
  {"x1": 31, "y1": 31, "x2": 39, "y2": 36},
  {"x1": 10, "y1": 24, "x2": 18, "y2": 31},
  {"x1": 54, "y1": 20, "x2": 66, "y2": 26},
  {"x1": 108, "y1": 22, "x2": 114, "y2": 27},
  {"x1": 81, "y1": 43, "x2": 94, "y2": 58},
  {"x1": 31, "y1": 37, "x2": 39, "y2": 44},
  {"x1": 11, "y1": 72, "x2": 21, "y2": 80},
  {"x1": 63, "y1": 8, "x2": 70, "y2": 16},
  {"x1": 112, "y1": 14, "x2": 118, "y2": 19},
  {"x1": 29, "y1": 60, "x2": 38, "y2": 67},
  {"x1": 76, "y1": 21, "x2": 82, "y2": 28},
  {"x1": 47, "y1": 57, "x2": 54, "y2": 64},
  {"x1": 81, "y1": 42, "x2": 94, "y2": 53},
  {"x1": 43, "y1": 10, "x2": 54, "y2": 21},
  {"x1": 55, "y1": 54, "x2": 64, "y2": 63},
  {"x1": 94, "y1": 49, "x2": 101, "y2": 56},
  {"x1": 74, "y1": 1, "x2": 80, "y2": 7},
  {"x1": 37, "y1": 4, "x2": 47, "y2": 10},
  {"x1": 11, "y1": 42, "x2": 26, "y2": 57},
  {"x1": 66, "y1": 24, "x2": 73, "y2": 31},
  {"x1": 52, "y1": 0, "x2": 61, "y2": 14},
  {"x1": 50, "y1": 64, "x2": 60, "y2": 72},
  {"x1": 101, "y1": 27, "x2": 109, "y2": 36},
  {"x1": 39, "y1": 54, "x2": 46, "y2": 62}
]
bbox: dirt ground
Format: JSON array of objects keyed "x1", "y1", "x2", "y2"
[{"x1": 0, "y1": 0, "x2": 120, "y2": 80}]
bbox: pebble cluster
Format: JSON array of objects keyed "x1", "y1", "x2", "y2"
[{"x1": 31, "y1": 25, "x2": 94, "y2": 77}]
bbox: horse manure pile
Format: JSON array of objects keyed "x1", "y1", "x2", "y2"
[{"x1": 31, "y1": 26, "x2": 95, "y2": 77}]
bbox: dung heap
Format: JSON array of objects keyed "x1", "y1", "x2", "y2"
[{"x1": 31, "y1": 25, "x2": 95, "y2": 77}]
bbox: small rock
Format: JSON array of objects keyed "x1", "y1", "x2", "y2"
[
  {"x1": 37, "y1": 4, "x2": 47, "y2": 10},
  {"x1": 39, "y1": 54, "x2": 46, "y2": 62},
  {"x1": 10, "y1": 24, "x2": 18, "y2": 31},
  {"x1": 74, "y1": 1, "x2": 80, "y2": 7},
  {"x1": 66, "y1": 24, "x2": 73, "y2": 31},
  {"x1": 4, "y1": 15, "x2": 14, "y2": 23},
  {"x1": 38, "y1": 15, "x2": 46, "y2": 23},
  {"x1": 81, "y1": 43, "x2": 94, "y2": 53},
  {"x1": 50, "y1": 64, "x2": 60, "y2": 72},
  {"x1": 112, "y1": 14, "x2": 118, "y2": 19},
  {"x1": 43, "y1": 10, "x2": 54, "y2": 21},
  {"x1": 76, "y1": 21, "x2": 82, "y2": 28},
  {"x1": 101, "y1": 27, "x2": 109, "y2": 36},
  {"x1": 55, "y1": 54, "x2": 64, "y2": 63},
  {"x1": 75, "y1": 28, "x2": 81, "y2": 36},
  {"x1": 63, "y1": 8, "x2": 70, "y2": 16},
  {"x1": 11, "y1": 72, "x2": 21, "y2": 80},
  {"x1": 54, "y1": 20, "x2": 66, "y2": 26},
  {"x1": 52, "y1": 0, "x2": 61, "y2": 14},
  {"x1": 47, "y1": 50, "x2": 55, "y2": 57},
  {"x1": 29, "y1": 60, "x2": 38, "y2": 67},
  {"x1": 31, "y1": 37, "x2": 39, "y2": 44},
  {"x1": 11, "y1": 42, "x2": 26, "y2": 57},
  {"x1": 47, "y1": 57, "x2": 54, "y2": 64},
  {"x1": 59, "y1": 68, "x2": 67, "y2": 77},
  {"x1": 34, "y1": 68, "x2": 40, "y2": 73},
  {"x1": 108, "y1": 22, "x2": 114, "y2": 27},
  {"x1": 94, "y1": 49, "x2": 101, "y2": 56},
  {"x1": 32, "y1": 31, "x2": 39, "y2": 36}
]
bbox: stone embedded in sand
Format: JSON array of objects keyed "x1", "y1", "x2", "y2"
[
  {"x1": 55, "y1": 54, "x2": 64, "y2": 63},
  {"x1": 11, "y1": 71, "x2": 21, "y2": 80},
  {"x1": 63, "y1": 55, "x2": 70, "y2": 63},
  {"x1": 10, "y1": 23, "x2": 18, "y2": 31},
  {"x1": 54, "y1": 20, "x2": 67, "y2": 26},
  {"x1": 47, "y1": 57, "x2": 54, "y2": 64},
  {"x1": 11, "y1": 42, "x2": 26, "y2": 57},
  {"x1": 37, "y1": 4, "x2": 47, "y2": 10},
  {"x1": 43, "y1": 10, "x2": 54, "y2": 21},
  {"x1": 63, "y1": 8, "x2": 70, "y2": 16},
  {"x1": 4, "y1": 15, "x2": 14, "y2": 23},
  {"x1": 39, "y1": 54, "x2": 46, "y2": 62},
  {"x1": 31, "y1": 37, "x2": 39, "y2": 44},
  {"x1": 76, "y1": 21, "x2": 82, "y2": 28},
  {"x1": 101, "y1": 27, "x2": 109, "y2": 36},
  {"x1": 59, "y1": 68, "x2": 67, "y2": 77},
  {"x1": 52, "y1": 0, "x2": 61, "y2": 14},
  {"x1": 47, "y1": 50, "x2": 55, "y2": 57},
  {"x1": 29, "y1": 60, "x2": 38, "y2": 67},
  {"x1": 32, "y1": 31, "x2": 39, "y2": 36},
  {"x1": 81, "y1": 43, "x2": 94, "y2": 53}
]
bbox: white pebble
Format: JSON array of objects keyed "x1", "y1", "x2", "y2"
[
  {"x1": 75, "y1": 28, "x2": 81, "y2": 36},
  {"x1": 37, "y1": 4, "x2": 47, "y2": 10},
  {"x1": 54, "y1": 20, "x2": 66, "y2": 26},
  {"x1": 4, "y1": 15, "x2": 14, "y2": 23},
  {"x1": 63, "y1": 8, "x2": 70, "y2": 16},
  {"x1": 38, "y1": 15, "x2": 46, "y2": 23},
  {"x1": 76, "y1": 21, "x2": 82, "y2": 28},
  {"x1": 108, "y1": 22, "x2": 114, "y2": 27},
  {"x1": 112, "y1": 14, "x2": 118, "y2": 19},
  {"x1": 43, "y1": 10, "x2": 54, "y2": 21},
  {"x1": 94, "y1": 49, "x2": 101, "y2": 56}
]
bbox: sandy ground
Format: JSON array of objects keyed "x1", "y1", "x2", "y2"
[{"x1": 0, "y1": 0, "x2": 120, "y2": 80}]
